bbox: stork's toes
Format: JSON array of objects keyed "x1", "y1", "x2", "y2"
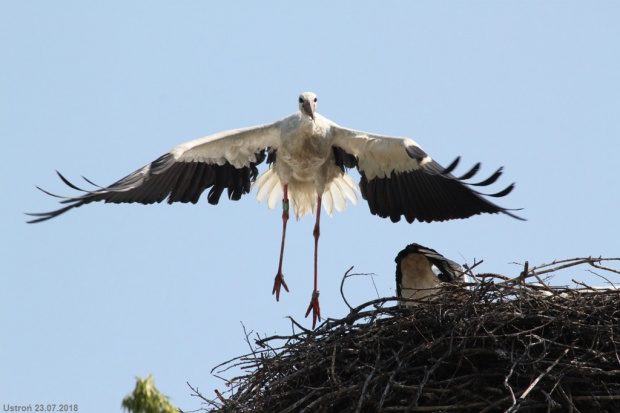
[
  {"x1": 304, "y1": 291, "x2": 321, "y2": 329},
  {"x1": 272, "y1": 273, "x2": 289, "y2": 301}
]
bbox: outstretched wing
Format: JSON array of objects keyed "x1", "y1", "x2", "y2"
[
  {"x1": 330, "y1": 124, "x2": 523, "y2": 223},
  {"x1": 27, "y1": 122, "x2": 282, "y2": 223}
]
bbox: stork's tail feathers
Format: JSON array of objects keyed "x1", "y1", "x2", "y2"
[
  {"x1": 254, "y1": 168, "x2": 283, "y2": 210},
  {"x1": 253, "y1": 170, "x2": 359, "y2": 218},
  {"x1": 322, "y1": 174, "x2": 359, "y2": 216}
]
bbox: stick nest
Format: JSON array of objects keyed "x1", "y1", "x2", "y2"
[{"x1": 191, "y1": 257, "x2": 620, "y2": 412}]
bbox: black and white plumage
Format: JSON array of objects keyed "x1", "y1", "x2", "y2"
[
  {"x1": 395, "y1": 243, "x2": 464, "y2": 304},
  {"x1": 28, "y1": 92, "x2": 521, "y2": 327}
]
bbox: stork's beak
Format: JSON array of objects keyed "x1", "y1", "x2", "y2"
[{"x1": 301, "y1": 100, "x2": 315, "y2": 120}]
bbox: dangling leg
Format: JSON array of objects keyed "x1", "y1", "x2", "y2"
[
  {"x1": 305, "y1": 194, "x2": 322, "y2": 328},
  {"x1": 272, "y1": 184, "x2": 290, "y2": 301}
]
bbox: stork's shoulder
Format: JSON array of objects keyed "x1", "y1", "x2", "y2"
[{"x1": 328, "y1": 122, "x2": 419, "y2": 148}]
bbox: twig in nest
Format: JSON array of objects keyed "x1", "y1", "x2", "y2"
[
  {"x1": 339, "y1": 266, "x2": 377, "y2": 312},
  {"x1": 340, "y1": 266, "x2": 355, "y2": 311},
  {"x1": 520, "y1": 348, "x2": 569, "y2": 400}
]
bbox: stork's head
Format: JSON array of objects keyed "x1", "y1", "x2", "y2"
[{"x1": 298, "y1": 92, "x2": 317, "y2": 120}]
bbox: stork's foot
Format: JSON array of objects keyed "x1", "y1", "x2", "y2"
[
  {"x1": 304, "y1": 291, "x2": 321, "y2": 329},
  {"x1": 272, "y1": 273, "x2": 289, "y2": 301}
]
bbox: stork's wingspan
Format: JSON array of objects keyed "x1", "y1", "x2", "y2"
[
  {"x1": 27, "y1": 122, "x2": 282, "y2": 223},
  {"x1": 330, "y1": 124, "x2": 523, "y2": 223},
  {"x1": 29, "y1": 92, "x2": 523, "y2": 329}
]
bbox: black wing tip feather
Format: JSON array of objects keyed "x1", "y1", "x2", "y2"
[
  {"x1": 56, "y1": 170, "x2": 89, "y2": 192},
  {"x1": 26, "y1": 173, "x2": 94, "y2": 223},
  {"x1": 25, "y1": 205, "x2": 77, "y2": 224},
  {"x1": 426, "y1": 157, "x2": 525, "y2": 221},
  {"x1": 440, "y1": 156, "x2": 460, "y2": 175},
  {"x1": 489, "y1": 182, "x2": 514, "y2": 198},
  {"x1": 470, "y1": 166, "x2": 502, "y2": 187},
  {"x1": 499, "y1": 206, "x2": 526, "y2": 221},
  {"x1": 458, "y1": 162, "x2": 480, "y2": 180},
  {"x1": 360, "y1": 155, "x2": 525, "y2": 223}
]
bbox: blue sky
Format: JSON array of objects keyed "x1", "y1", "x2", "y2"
[{"x1": 2, "y1": 2, "x2": 619, "y2": 411}]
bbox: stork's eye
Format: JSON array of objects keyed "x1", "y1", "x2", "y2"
[
  {"x1": 299, "y1": 97, "x2": 304, "y2": 103},
  {"x1": 314, "y1": 97, "x2": 317, "y2": 102}
]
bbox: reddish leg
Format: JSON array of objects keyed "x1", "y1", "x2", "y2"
[
  {"x1": 272, "y1": 184, "x2": 290, "y2": 301},
  {"x1": 305, "y1": 195, "x2": 322, "y2": 328}
]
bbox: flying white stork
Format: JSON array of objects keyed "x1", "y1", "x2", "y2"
[
  {"x1": 395, "y1": 243, "x2": 465, "y2": 305},
  {"x1": 28, "y1": 92, "x2": 522, "y2": 328}
]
